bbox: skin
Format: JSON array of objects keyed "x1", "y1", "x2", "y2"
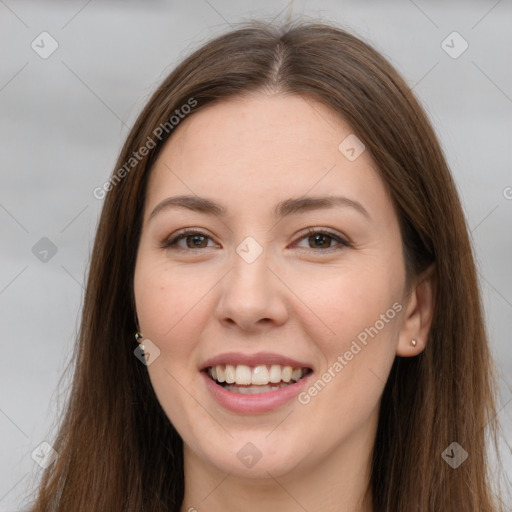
[{"x1": 133, "y1": 92, "x2": 434, "y2": 512}]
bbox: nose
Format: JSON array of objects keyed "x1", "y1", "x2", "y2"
[{"x1": 215, "y1": 244, "x2": 289, "y2": 333}]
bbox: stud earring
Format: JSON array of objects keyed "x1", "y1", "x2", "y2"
[
  {"x1": 411, "y1": 338, "x2": 417, "y2": 347},
  {"x1": 135, "y1": 332, "x2": 145, "y2": 351}
]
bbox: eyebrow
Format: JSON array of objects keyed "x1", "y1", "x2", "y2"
[{"x1": 148, "y1": 194, "x2": 370, "y2": 221}]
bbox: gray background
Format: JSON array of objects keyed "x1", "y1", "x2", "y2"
[{"x1": 1, "y1": 0, "x2": 511, "y2": 510}]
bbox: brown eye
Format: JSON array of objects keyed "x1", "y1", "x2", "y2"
[
  {"x1": 184, "y1": 234, "x2": 209, "y2": 248},
  {"x1": 294, "y1": 229, "x2": 350, "y2": 252},
  {"x1": 162, "y1": 229, "x2": 216, "y2": 250},
  {"x1": 307, "y1": 233, "x2": 333, "y2": 249}
]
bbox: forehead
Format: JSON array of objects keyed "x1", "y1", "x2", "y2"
[
  {"x1": 145, "y1": 93, "x2": 393, "y2": 222},
  {"x1": 158, "y1": 93, "x2": 358, "y2": 167}
]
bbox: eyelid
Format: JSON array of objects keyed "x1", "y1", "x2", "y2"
[
  {"x1": 292, "y1": 227, "x2": 351, "y2": 250},
  {"x1": 161, "y1": 227, "x2": 351, "y2": 252},
  {"x1": 160, "y1": 228, "x2": 218, "y2": 250}
]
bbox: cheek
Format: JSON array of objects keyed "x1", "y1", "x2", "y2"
[
  {"x1": 134, "y1": 255, "x2": 210, "y2": 343},
  {"x1": 299, "y1": 257, "x2": 403, "y2": 408},
  {"x1": 307, "y1": 262, "x2": 403, "y2": 351},
  {"x1": 133, "y1": 256, "x2": 211, "y2": 431}
]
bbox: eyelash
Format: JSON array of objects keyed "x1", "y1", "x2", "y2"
[{"x1": 161, "y1": 227, "x2": 351, "y2": 253}]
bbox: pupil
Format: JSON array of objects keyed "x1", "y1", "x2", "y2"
[
  {"x1": 310, "y1": 234, "x2": 329, "y2": 248},
  {"x1": 185, "y1": 234, "x2": 332, "y2": 249},
  {"x1": 188, "y1": 235, "x2": 206, "y2": 248}
]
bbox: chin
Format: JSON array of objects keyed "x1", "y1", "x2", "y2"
[{"x1": 187, "y1": 429, "x2": 316, "y2": 480}]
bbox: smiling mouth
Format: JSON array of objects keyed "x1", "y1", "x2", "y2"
[{"x1": 205, "y1": 364, "x2": 312, "y2": 394}]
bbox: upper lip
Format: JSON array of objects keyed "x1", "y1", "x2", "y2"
[{"x1": 200, "y1": 352, "x2": 313, "y2": 371}]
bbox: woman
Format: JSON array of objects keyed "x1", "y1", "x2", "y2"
[{"x1": 29, "y1": 19, "x2": 504, "y2": 511}]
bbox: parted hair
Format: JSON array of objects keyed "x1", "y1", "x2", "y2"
[{"x1": 29, "y1": 19, "x2": 503, "y2": 512}]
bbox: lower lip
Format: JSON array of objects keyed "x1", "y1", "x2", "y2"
[{"x1": 201, "y1": 371, "x2": 311, "y2": 414}]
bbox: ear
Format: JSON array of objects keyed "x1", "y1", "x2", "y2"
[{"x1": 396, "y1": 264, "x2": 436, "y2": 357}]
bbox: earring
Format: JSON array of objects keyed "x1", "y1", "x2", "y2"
[
  {"x1": 411, "y1": 338, "x2": 417, "y2": 347},
  {"x1": 135, "y1": 332, "x2": 145, "y2": 351}
]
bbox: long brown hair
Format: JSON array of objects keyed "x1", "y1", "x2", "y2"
[{"x1": 28, "y1": 19, "x2": 504, "y2": 511}]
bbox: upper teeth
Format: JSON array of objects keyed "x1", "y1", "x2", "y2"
[{"x1": 207, "y1": 364, "x2": 308, "y2": 386}]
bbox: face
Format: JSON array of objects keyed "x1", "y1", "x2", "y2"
[{"x1": 133, "y1": 93, "x2": 411, "y2": 481}]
